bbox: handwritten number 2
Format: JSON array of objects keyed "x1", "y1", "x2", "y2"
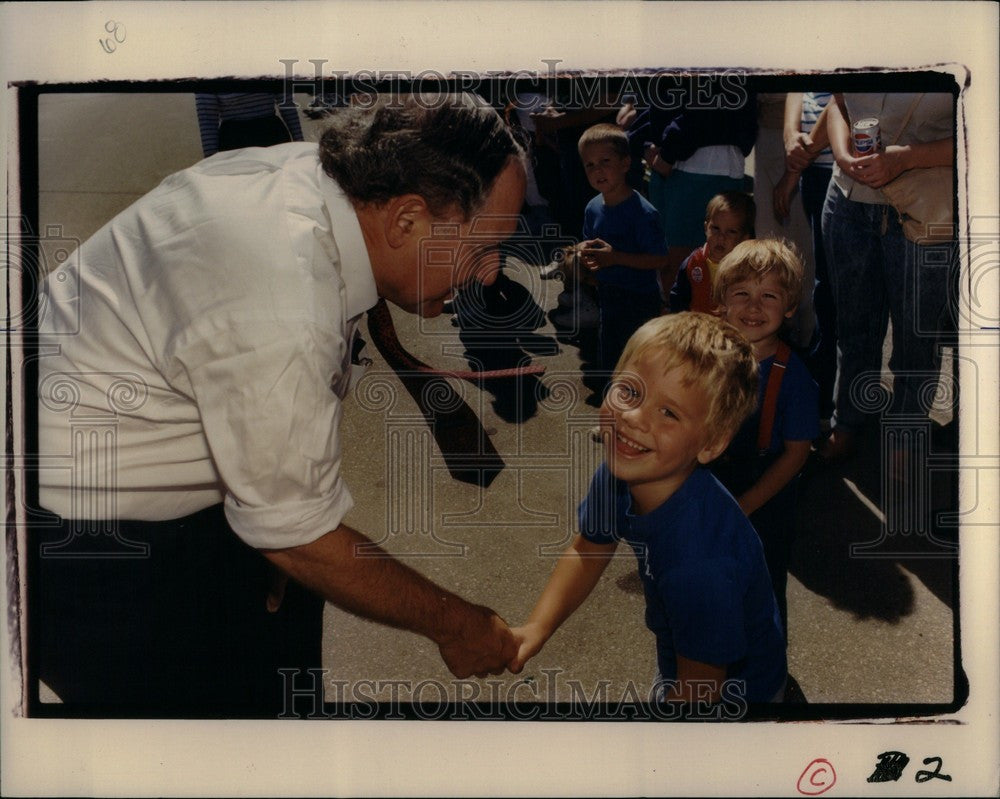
[{"x1": 914, "y1": 757, "x2": 952, "y2": 783}]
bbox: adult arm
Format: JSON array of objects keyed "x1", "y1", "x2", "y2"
[
  {"x1": 783, "y1": 94, "x2": 833, "y2": 172},
  {"x1": 737, "y1": 439, "x2": 812, "y2": 517},
  {"x1": 656, "y1": 103, "x2": 758, "y2": 164},
  {"x1": 829, "y1": 95, "x2": 952, "y2": 188},
  {"x1": 827, "y1": 95, "x2": 855, "y2": 169},
  {"x1": 262, "y1": 524, "x2": 516, "y2": 679},
  {"x1": 508, "y1": 534, "x2": 618, "y2": 672},
  {"x1": 783, "y1": 92, "x2": 811, "y2": 172},
  {"x1": 850, "y1": 136, "x2": 954, "y2": 188},
  {"x1": 668, "y1": 259, "x2": 693, "y2": 313}
]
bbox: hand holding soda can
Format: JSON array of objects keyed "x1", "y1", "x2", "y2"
[{"x1": 852, "y1": 117, "x2": 882, "y2": 156}]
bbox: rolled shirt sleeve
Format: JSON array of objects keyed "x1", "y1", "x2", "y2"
[{"x1": 174, "y1": 317, "x2": 355, "y2": 550}]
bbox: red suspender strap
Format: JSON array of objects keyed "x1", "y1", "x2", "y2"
[
  {"x1": 688, "y1": 245, "x2": 715, "y2": 313},
  {"x1": 756, "y1": 340, "x2": 791, "y2": 454}
]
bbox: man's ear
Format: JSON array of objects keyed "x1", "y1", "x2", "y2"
[{"x1": 384, "y1": 195, "x2": 429, "y2": 249}]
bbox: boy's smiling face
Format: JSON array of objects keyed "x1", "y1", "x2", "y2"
[
  {"x1": 721, "y1": 271, "x2": 796, "y2": 358},
  {"x1": 599, "y1": 353, "x2": 728, "y2": 515},
  {"x1": 704, "y1": 208, "x2": 750, "y2": 262}
]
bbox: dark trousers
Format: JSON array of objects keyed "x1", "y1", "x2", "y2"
[
  {"x1": 713, "y1": 457, "x2": 798, "y2": 642},
  {"x1": 597, "y1": 283, "x2": 663, "y2": 378},
  {"x1": 29, "y1": 504, "x2": 324, "y2": 717},
  {"x1": 218, "y1": 115, "x2": 292, "y2": 151}
]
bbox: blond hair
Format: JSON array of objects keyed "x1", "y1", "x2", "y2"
[
  {"x1": 577, "y1": 123, "x2": 630, "y2": 158},
  {"x1": 615, "y1": 312, "x2": 759, "y2": 442},
  {"x1": 712, "y1": 238, "x2": 804, "y2": 310}
]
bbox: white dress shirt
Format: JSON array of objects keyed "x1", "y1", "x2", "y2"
[{"x1": 38, "y1": 143, "x2": 379, "y2": 549}]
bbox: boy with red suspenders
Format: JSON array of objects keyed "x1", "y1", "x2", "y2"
[{"x1": 710, "y1": 239, "x2": 819, "y2": 641}]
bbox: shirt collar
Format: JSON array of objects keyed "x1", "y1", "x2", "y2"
[
  {"x1": 624, "y1": 466, "x2": 702, "y2": 528},
  {"x1": 317, "y1": 165, "x2": 379, "y2": 321}
]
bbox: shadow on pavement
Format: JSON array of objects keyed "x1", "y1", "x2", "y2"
[
  {"x1": 791, "y1": 419, "x2": 958, "y2": 622},
  {"x1": 453, "y1": 271, "x2": 557, "y2": 424}
]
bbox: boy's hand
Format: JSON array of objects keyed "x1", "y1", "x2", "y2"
[
  {"x1": 507, "y1": 622, "x2": 548, "y2": 674},
  {"x1": 579, "y1": 238, "x2": 615, "y2": 271}
]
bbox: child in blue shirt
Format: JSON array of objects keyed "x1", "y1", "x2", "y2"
[
  {"x1": 710, "y1": 239, "x2": 819, "y2": 640},
  {"x1": 576, "y1": 124, "x2": 669, "y2": 381},
  {"x1": 510, "y1": 313, "x2": 787, "y2": 704}
]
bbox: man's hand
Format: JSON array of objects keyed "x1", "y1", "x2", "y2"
[
  {"x1": 436, "y1": 602, "x2": 517, "y2": 679},
  {"x1": 579, "y1": 238, "x2": 615, "y2": 271}
]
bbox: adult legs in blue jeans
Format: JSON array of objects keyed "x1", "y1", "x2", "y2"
[
  {"x1": 822, "y1": 185, "x2": 890, "y2": 436},
  {"x1": 881, "y1": 222, "x2": 951, "y2": 421},
  {"x1": 822, "y1": 185, "x2": 950, "y2": 446},
  {"x1": 800, "y1": 164, "x2": 835, "y2": 421}
]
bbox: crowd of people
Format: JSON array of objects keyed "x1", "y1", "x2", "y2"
[{"x1": 32, "y1": 86, "x2": 955, "y2": 715}]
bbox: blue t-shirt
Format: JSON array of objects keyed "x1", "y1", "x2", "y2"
[
  {"x1": 728, "y1": 350, "x2": 819, "y2": 459},
  {"x1": 583, "y1": 190, "x2": 666, "y2": 294},
  {"x1": 579, "y1": 464, "x2": 787, "y2": 703}
]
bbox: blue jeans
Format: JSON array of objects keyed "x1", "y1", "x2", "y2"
[
  {"x1": 821, "y1": 184, "x2": 952, "y2": 434},
  {"x1": 800, "y1": 165, "x2": 835, "y2": 420}
]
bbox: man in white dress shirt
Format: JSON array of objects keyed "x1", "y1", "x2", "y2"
[{"x1": 33, "y1": 94, "x2": 526, "y2": 715}]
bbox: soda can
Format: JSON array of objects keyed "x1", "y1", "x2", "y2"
[{"x1": 853, "y1": 117, "x2": 882, "y2": 156}]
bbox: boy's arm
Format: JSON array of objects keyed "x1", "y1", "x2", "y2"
[
  {"x1": 580, "y1": 239, "x2": 670, "y2": 272},
  {"x1": 737, "y1": 439, "x2": 812, "y2": 517},
  {"x1": 668, "y1": 260, "x2": 692, "y2": 313},
  {"x1": 661, "y1": 654, "x2": 728, "y2": 704},
  {"x1": 508, "y1": 534, "x2": 618, "y2": 673}
]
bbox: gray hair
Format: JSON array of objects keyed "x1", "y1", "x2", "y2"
[{"x1": 318, "y1": 94, "x2": 524, "y2": 219}]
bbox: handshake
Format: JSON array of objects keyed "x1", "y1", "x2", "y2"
[{"x1": 434, "y1": 601, "x2": 544, "y2": 679}]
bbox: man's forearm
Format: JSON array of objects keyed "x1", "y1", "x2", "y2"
[{"x1": 262, "y1": 524, "x2": 484, "y2": 647}]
